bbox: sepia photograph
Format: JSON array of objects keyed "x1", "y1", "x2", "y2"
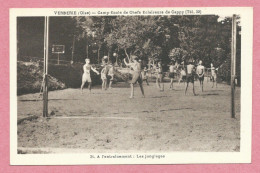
[{"x1": 10, "y1": 8, "x2": 252, "y2": 165}]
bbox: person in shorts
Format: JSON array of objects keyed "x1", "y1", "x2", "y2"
[
  {"x1": 142, "y1": 66, "x2": 149, "y2": 85},
  {"x1": 196, "y1": 60, "x2": 205, "y2": 92},
  {"x1": 211, "y1": 63, "x2": 218, "y2": 88},
  {"x1": 101, "y1": 64, "x2": 109, "y2": 90},
  {"x1": 185, "y1": 60, "x2": 196, "y2": 95},
  {"x1": 156, "y1": 61, "x2": 164, "y2": 91},
  {"x1": 178, "y1": 67, "x2": 186, "y2": 85},
  {"x1": 169, "y1": 62, "x2": 175, "y2": 90},
  {"x1": 124, "y1": 56, "x2": 145, "y2": 98},
  {"x1": 107, "y1": 62, "x2": 115, "y2": 89},
  {"x1": 81, "y1": 58, "x2": 100, "y2": 93}
]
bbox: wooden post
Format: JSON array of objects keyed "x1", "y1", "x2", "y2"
[
  {"x1": 231, "y1": 14, "x2": 237, "y2": 118},
  {"x1": 57, "y1": 53, "x2": 60, "y2": 65},
  {"x1": 71, "y1": 35, "x2": 75, "y2": 62},
  {"x1": 43, "y1": 16, "x2": 49, "y2": 117}
]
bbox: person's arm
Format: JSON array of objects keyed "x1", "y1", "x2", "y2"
[
  {"x1": 91, "y1": 66, "x2": 100, "y2": 75},
  {"x1": 124, "y1": 58, "x2": 134, "y2": 67},
  {"x1": 202, "y1": 67, "x2": 205, "y2": 76}
]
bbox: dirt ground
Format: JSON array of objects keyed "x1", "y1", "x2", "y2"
[{"x1": 17, "y1": 79, "x2": 240, "y2": 153}]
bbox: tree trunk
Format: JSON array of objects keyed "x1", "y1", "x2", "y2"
[{"x1": 98, "y1": 46, "x2": 101, "y2": 64}]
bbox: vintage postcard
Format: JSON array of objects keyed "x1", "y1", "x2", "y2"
[{"x1": 10, "y1": 7, "x2": 252, "y2": 165}]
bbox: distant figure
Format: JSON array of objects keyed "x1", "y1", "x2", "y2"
[
  {"x1": 178, "y1": 67, "x2": 186, "y2": 85},
  {"x1": 142, "y1": 66, "x2": 149, "y2": 85},
  {"x1": 197, "y1": 60, "x2": 205, "y2": 92},
  {"x1": 101, "y1": 63, "x2": 109, "y2": 90},
  {"x1": 169, "y1": 62, "x2": 175, "y2": 90},
  {"x1": 156, "y1": 62, "x2": 164, "y2": 91},
  {"x1": 107, "y1": 63, "x2": 115, "y2": 89},
  {"x1": 81, "y1": 58, "x2": 100, "y2": 93},
  {"x1": 124, "y1": 56, "x2": 145, "y2": 98},
  {"x1": 211, "y1": 63, "x2": 218, "y2": 88},
  {"x1": 185, "y1": 60, "x2": 196, "y2": 95}
]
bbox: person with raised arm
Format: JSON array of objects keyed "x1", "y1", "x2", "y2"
[{"x1": 124, "y1": 56, "x2": 145, "y2": 98}]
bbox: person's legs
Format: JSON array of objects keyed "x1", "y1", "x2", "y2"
[
  {"x1": 201, "y1": 80, "x2": 204, "y2": 92},
  {"x1": 171, "y1": 78, "x2": 173, "y2": 89},
  {"x1": 109, "y1": 80, "x2": 113, "y2": 89},
  {"x1": 81, "y1": 80, "x2": 86, "y2": 93},
  {"x1": 160, "y1": 77, "x2": 164, "y2": 91},
  {"x1": 212, "y1": 77, "x2": 214, "y2": 88},
  {"x1": 215, "y1": 76, "x2": 217, "y2": 88},
  {"x1": 192, "y1": 82, "x2": 196, "y2": 95},
  {"x1": 105, "y1": 79, "x2": 107, "y2": 90},
  {"x1": 88, "y1": 82, "x2": 92, "y2": 92},
  {"x1": 156, "y1": 77, "x2": 160, "y2": 89},
  {"x1": 102, "y1": 80, "x2": 104, "y2": 90},
  {"x1": 185, "y1": 82, "x2": 189, "y2": 95},
  {"x1": 130, "y1": 83, "x2": 134, "y2": 98},
  {"x1": 146, "y1": 79, "x2": 149, "y2": 85},
  {"x1": 139, "y1": 83, "x2": 145, "y2": 97}
]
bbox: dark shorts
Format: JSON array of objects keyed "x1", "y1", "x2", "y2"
[
  {"x1": 107, "y1": 75, "x2": 114, "y2": 81},
  {"x1": 198, "y1": 75, "x2": 204, "y2": 81},
  {"x1": 186, "y1": 74, "x2": 194, "y2": 83},
  {"x1": 131, "y1": 71, "x2": 142, "y2": 84},
  {"x1": 181, "y1": 76, "x2": 186, "y2": 81},
  {"x1": 169, "y1": 72, "x2": 174, "y2": 79}
]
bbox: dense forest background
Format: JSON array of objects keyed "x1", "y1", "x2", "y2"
[{"x1": 17, "y1": 15, "x2": 241, "y2": 82}]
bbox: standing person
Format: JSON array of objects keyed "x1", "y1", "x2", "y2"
[
  {"x1": 185, "y1": 60, "x2": 196, "y2": 95},
  {"x1": 107, "y1": 62, "x2": 115, "y2": 89},
  {"x1": 101, "y1": 64, "x2": 109, "y2": 90},
  {"x1": 211, "y1": 63, "x2": 218, "y2": 88},
  {"x1": 169, "y1": 62, "x2": 175, "y2": 90},
  {"x1": 156, "y1": 61, "x2": 164, "y2": 91},
  {"x1": 81, "y1": 58, "x2": 100, "y2": 93},
  {"x1": 197, "y1": 60, "x2": 205, "y2": 92},
  {"x1": 142, "y1": 66, "x2": 149, "y2": 85},
  {"x1": 178, "y1": 67, "x2": 187, "y2": 85},
  {"x1": 124, "y1": 56, "x2": 145, "y2": 98}
]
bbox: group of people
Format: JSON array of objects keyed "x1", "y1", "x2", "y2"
[
  {"x1": 80, "y1": 56, "x2": 218, "y2": 98},
  {"x1": 80, "y1": 58, "x2": 115, "y2": 93}
]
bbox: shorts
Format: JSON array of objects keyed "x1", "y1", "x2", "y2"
[
  {"x1": 107, "y1": 74, "x2": 114, "y2": 81},
  {"x1": 198, "y1": 74, "x2": 204, "y2": 81},
  {"x1": 211, "y1": 74, "x2": 217, "y2": 82},
  {"x1": 101, "y1": 73, "x2": 107, "y2": 80},
  {"x1": 131, "y1": 71, "x2": 142, "y2": 84},
  {"x1": 181, "y1": 75, "x2": 186, "y2": 81},
  {"x1": 82, "y1": 73, "x2": 91, "y2": 83},
  {"x1": 186, "y1": 74, "x2": 194, "y2": 83},
  {"x1": 157, "y1": 73, "x2": 163, "y2": 82},
  {"x1": 169, "y1": 72, "x2": 174, "y2": 79}
]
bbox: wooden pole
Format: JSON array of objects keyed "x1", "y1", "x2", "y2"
[
  {"x1": 43, "y1": 16, "x2": 49, "y2": 117},
  {"x1": 71, "y1": 35, "x2": 75, "y2": 62},
  {"x1": 231, "y1": 14, "x2": 237, "y2": 118}
]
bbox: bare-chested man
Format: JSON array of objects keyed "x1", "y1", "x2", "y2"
[
  {"x1": 185, "y1": 60, "x2": 196, "y2": 95},
  {"x1": 211, "y1": 63, "x2": 218, "y2": 88},
  {"x1": 124, "y1": 56, "x2": 145, "y2": 98},
  {"x1": 156, "y1": 62, "x2": 164, "y2": 91},
  {"x1": 169, "y1": 62, "x2": 175, "y2": 90},
  {"x1": 197, "y1": 60, "x2": 205, "y2": 92},
  {"x1": 81, "y1": 58, "x2": 100, "y2": 93}
]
